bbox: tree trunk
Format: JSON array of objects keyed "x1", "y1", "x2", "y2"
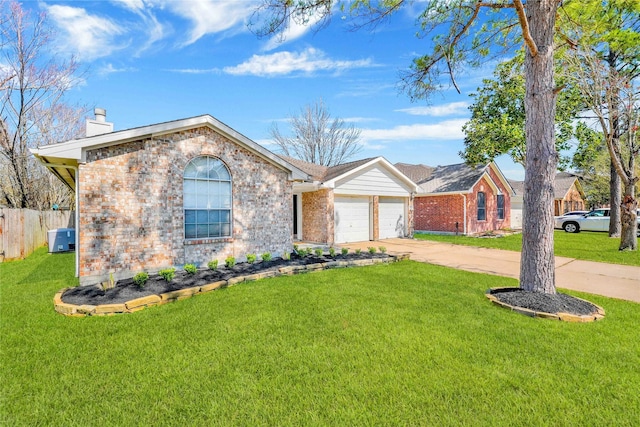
[
  {"x1": 619, "y1": 183, "x2": 638, "y2": 251},
  {"x1": 520, "y1": 0, "x2": 558, "y2": 294},
  {"x1": 608, "y1": 159, "x2": 621, "y2": 236}
]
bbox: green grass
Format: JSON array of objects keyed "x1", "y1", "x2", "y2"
[
  {"x1": 1, "y1": 248, "x2": 639, "y2": 426},
  {"x1": 415, "y1": 231, "x2": 640, "y2": 266}
]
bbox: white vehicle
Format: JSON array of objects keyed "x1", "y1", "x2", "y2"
[{"x1": 555, "y1": 208, "x2": 640, "y2": 234}]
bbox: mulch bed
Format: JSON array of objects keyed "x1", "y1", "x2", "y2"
[
  {"x1": 62, "y1": 252, "x2": 391, "y2": 306},
  {"x1": 489, "y1": 287, "x2": 600, "y2": 316}
]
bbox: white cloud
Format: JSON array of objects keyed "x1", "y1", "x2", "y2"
[
  {"x1": 157, "y1": 0, "x2": 256, "y2": 46},
  {"x1": 98, "y1": 63, "x2": 138, "y2": 76},
  {"x1": 223, "y1": 47, "x2": 373, "y2": 77},
  {"x1": 111, "y1": 0, "x2": 145, "y2": 12},
  {"x1": 166, "y1": 68, "x2": 219, "y2": 74},
  {"x1": 396, "y1": 101, "x2": 470, "y2": 117},
  {"x1": 45, "y1": 5, "x2": 126, "y2": 61},
  {"x1": 360, "y1": 119, "x2": 467, "y2": 144}
]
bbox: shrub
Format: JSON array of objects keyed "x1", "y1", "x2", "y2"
[
  {"x1": 341, "y1": 248, "x2": 349, "y2": 256},
  {"x1": 225, "y1": 256, "x2": 236, "y2": 268},
  {"x1": 293, "y1": 244, "x2": 299, "y2": 252},
  {"x1": 261, "y1": 252, "x2": 272, "y2": 262},
  {"x1": 368, "y1": 246, "x2": 377, "y2": 254},
  {"x1": 329, "y1": 247, "x2": 336, "y2": 258},
  {"x1": 282, "y1": 252, "x2": 290, "y2": 261},
  {"x1": 101, "y1": 272, "x2": 116, "y2": 291},
  {"x1": 355, "y1": 248, "x2": 362, "y2": 255},
  {"x1": 133, "y1": 272, "x2": 149, "y2": 288},
  {"x1": 159, "y1": 267, "x2": 176, "y2": 282},
  {"x1": 297, "y1": 248, "x2": 308, "y2": 257},
  {"x1": 378, "y1": 246, "x2": 387, "y2": 254},
  {"x1": 207, "y1": 260, "x2": 218, "y2": 270},
  {"x1": 246, "y1": 253, "x2": 257, "y2": 264},
  {"x1": 314, "y1": 248, "x2": 324, "y2": 257},
  {"x1": 184, "y1": 264, "x2": 197, "y2": 275}
]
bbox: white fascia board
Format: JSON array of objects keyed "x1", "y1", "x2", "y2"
[
  {"x1": 324, "y1": 156, "x2": 419, "y2": 192},
  {"x1": 33, "y1": 115, "x2": 309, "y2": 181},
  {"x1": 292, "y1": 181, "x2": 323, "y2": 192}
]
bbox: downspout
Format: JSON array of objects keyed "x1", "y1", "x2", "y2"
[
  {"x1": 462, "y1": 194, "x2": 467, "y2": 235},
  {"x1": 43, "y1": 163, "x2": 80, "y2": 278}
]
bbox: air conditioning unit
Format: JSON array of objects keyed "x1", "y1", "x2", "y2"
[{"x1": 48, "y1": 228, "x2": 76, "y2": 253}]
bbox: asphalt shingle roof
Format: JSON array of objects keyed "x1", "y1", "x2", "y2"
[
  {"x1": 279, "y1": 155, "x2": 377, "y2": 182},
  {"x1": 405, "y1": 162, "x2": 490, "y2": 193},
  {"x1": 394, "y1": 163, "x2": 435, "y2": 183}
]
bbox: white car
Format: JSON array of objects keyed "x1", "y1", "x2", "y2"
[
  {"x1": 556, "y1": 210, "x2": 589, "y2": 218},
  {"x1": 555, "y1": 208, "x2": 640, "y2": 234}
]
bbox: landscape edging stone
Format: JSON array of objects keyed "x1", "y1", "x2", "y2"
[{"x1": 55, "y1": 254, "x2": 408, "y2": 317}]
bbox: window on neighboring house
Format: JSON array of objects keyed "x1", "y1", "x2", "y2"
[
  {"x1": 497, "y1": 194, "x2": 505, "y2": 220},
  {"x1": 183, "y1": 156, "x2": 232, "y2": 239},
  {"x1": 477, "y1": 192, "x2": 486, "y2": 221}
]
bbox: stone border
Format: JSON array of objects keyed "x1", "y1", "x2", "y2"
[
  {"x1": 55, "y1": 254, "x2": 411, "y2": 317},
  {"x1": 485, "y1": 287, "x2": 606, "y2": 322}
]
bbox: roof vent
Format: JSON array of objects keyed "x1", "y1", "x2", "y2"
[{"x1": 86, "y1": 108, "x2": 113, "y2": 137}]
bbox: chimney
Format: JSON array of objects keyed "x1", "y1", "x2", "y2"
[{"x1": 86, "y1": 108, "x2": 114, "y2": 137}]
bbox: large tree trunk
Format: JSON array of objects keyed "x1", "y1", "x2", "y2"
[
  {"x1": 608, "y1": 159, "x2": 622, "y2": 236},
  {"x1": 520, "y1": 0, "x2": 558, "y2": 294},
  {"x1": 619, "y1": 182, "x2": 638, "y2": 251}
]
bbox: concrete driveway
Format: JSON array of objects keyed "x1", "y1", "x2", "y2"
[{"x1": 342, "y1": 238, "x2": 640, "y2": 303}]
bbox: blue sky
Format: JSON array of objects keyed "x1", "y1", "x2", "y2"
[{"x1": 28, "y1": 0, "x2": 524, "y2": 180}]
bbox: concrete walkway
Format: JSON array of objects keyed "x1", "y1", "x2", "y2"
[{"x1": 342, "y1": 238, "x2": 640, "y2": 303}]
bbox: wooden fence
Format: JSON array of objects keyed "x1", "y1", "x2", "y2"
[{"x1": 0, "y1": 209, "x2": 75, "y2": 262}]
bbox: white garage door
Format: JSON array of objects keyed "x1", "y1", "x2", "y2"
[
  {"x1": 335, "y1": 196, "x2": 370, "y2": 243},
  {"x1": 379, "y1": 198, "x2": 406, "y2": 239}
]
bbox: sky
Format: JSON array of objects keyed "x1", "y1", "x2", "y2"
[{"x1": 24, "y1": 0, "x2": 525, "y2": 180}]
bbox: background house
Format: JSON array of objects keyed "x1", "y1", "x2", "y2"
[
  {"x1": 509, "y1": 172, "x2": 586, "y2": 228},
  {"x1": 33, "y1": 112, "x2": 307, "y2": 285},
  {"x1": 285, "y1": 156, "x2": 418, "y2": 244},
  {"x1": 396, "y1": 162, "x2": 514, "y2": 235}
]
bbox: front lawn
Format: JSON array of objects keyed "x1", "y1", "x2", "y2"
[
  {"x1": 415, "y1": 230, "x2": 640, "y2": 266},
  {"x1": 1, "y1": 248, "x2": 639, "y2": 426}
]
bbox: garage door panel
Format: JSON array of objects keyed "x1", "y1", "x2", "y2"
[
  {"x1": 379, "y1": 198, "x2": 405, "y2": 239},
  {"x1": 335, "y1": 196, "x2": 370, "y2": 243}
]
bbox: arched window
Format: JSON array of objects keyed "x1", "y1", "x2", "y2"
[
  {"x1": 183, "y1": 156, "x2": 232, "y2": 239},
  {"x1": 477, "y1": 191, "x2": 486, "y2": 221}
]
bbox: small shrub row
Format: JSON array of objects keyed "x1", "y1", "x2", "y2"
[{"x1": 131, "y1": 246, "x2": 388, "y2": 287}]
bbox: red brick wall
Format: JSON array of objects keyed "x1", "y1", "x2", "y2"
[
  {"x1": 301, "y1": 189, "x2": 334, "y2": 244},
  {"x1": 414, "y1": 167, "x2": 511, "y2": 234},
  {"x1": 414, "y1": 195, "x2": 465, "y2": 233}
]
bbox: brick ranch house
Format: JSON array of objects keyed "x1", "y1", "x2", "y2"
[
  {"x1": 32, "y1": 112, "x2": 309, "y2": 285},
  {"x1": 509, "y1": 172, "x2": 586, "y2": 228},
  {"x1": 395, "y1": 162, "x2": 515, "y2": 235},
  {"x1": 284, "y1": 156, "x2": 419, "y2": 245}
]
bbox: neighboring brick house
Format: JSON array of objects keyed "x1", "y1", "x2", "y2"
[
  {"x1": 395, "y1": 162, "x2": 514, "y2": 235},
  {"x1": 284, "y1": 156, "x2": 419, "y2": 245},
  {"x1": 32, "y1": 112, "x2": 308, "y2": 285},
  {"x1": 509, "y1": 172, "x2": 586, "y2": 228}
]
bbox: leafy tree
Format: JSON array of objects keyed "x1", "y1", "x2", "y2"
[
  {"x1": 461, "y1": 54, "x2": 581, "y2": 170},
  {"x1": 566, "y1": 50, "x2": 639, "y2": 250},
  {"x1": 559, "y1": 0, "x2": 640, "y2": 238},
  {"x1": 270, "y1": 98, "x2": 362, "y2": 167},
  {"x1": 560, "y1": 0, "x2": 640, "y2": 249},
  {"x1": 0, "y1": 1, "x2": 84, "y2": 209},
  {"x1": 253, "y1": 0, "x2": 563, "y2": 294}
]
